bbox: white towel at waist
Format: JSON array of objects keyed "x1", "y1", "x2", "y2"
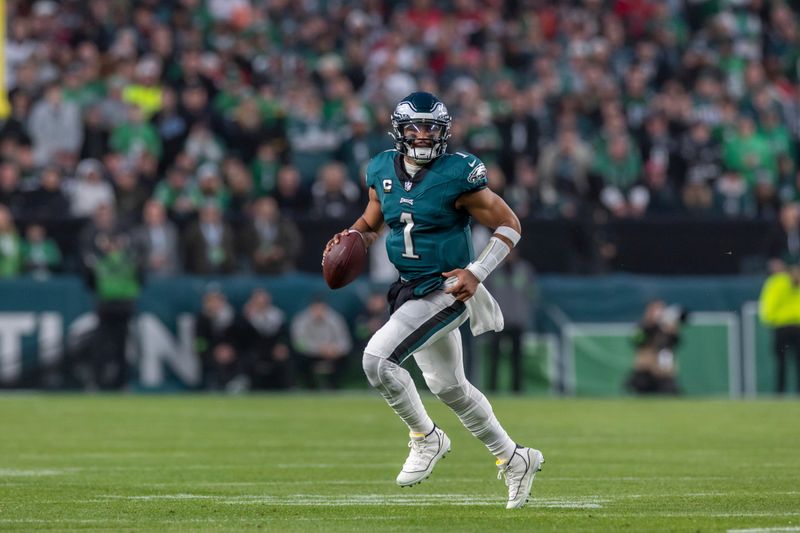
[{"x1": 444, "y1": 277, "x2": 504, "y2": 335}]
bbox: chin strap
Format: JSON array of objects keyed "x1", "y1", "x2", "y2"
[{"x1": 465, "y1": 226, "x2": 521, "y2": 283}]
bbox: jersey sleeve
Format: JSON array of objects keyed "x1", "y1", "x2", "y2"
[
  {"x1": 456, "y1": 153, "x2": 488, "y2": 194},
  {"x1": 364, "y1": 150, "x2": 394, "y2": 190},
  {"x1": 364, "y1": 156, "x2": 378, "y2": 190}
]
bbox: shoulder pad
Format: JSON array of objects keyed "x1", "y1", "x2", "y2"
[
  {"x1": 365, "y1": 150, "x2": 398, "y2": 187},
  {"x1": 437, "y1": 152, "x2": 487, "y2": 186}
]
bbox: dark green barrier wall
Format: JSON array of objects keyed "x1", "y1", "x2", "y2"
[
  {"x1": 537, "y1": 275, "x2": 791, "y2": 396},
  {"x1": 0, "y1": 274, "x2": 369, "y2": 389},
  {"x1": 0, "y1": 274, "x2": 791, "y2": 396}
]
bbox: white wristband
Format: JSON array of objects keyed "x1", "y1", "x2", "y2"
[
  {"x1": 494, "y1": 226, "x2": 521, "y2": 247},
  {"x1": 466, "y1": 236, "x2": 511, "y2": 283}
]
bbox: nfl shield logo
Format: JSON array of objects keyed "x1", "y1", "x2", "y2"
[{"x1": 403, "y1": 181, "x2": 413, "y2": 191}]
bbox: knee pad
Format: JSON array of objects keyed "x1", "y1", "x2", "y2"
[
  {"x1": 363, "y1": 352, "x2": 404, "y2": 392},
  {"x1": 362, "y1": 352, "x2": 382, "y2": 388}
]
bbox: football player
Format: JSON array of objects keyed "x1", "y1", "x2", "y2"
[{"x1": 323, "y1": 92, "x2": 543, "y2": 509}]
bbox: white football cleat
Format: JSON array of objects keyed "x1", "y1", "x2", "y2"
[
  {"x1": 396, "y1": 425, "x2": 451, "y2": 487},
  {"x1": 497, "y1": 446, "x2": 544, "y2": 509}
]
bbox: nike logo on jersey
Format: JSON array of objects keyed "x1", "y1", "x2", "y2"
[
  {"x1": 400, "y1": 197, "x2": 414, "y2": 206},
  {"x1": 468, "y1": 160, "x2": 477, "y2": 168}
]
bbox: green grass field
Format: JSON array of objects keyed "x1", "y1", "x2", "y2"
[{"x1": 0, "y1": 394, "x2": 798, "y2": 532}]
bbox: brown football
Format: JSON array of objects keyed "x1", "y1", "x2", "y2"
[{"x1": 323, "y1": 231, "x2": 367, "y2": 289}]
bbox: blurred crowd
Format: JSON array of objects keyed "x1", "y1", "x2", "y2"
[
  {"x1": 193, "y1": 286, "x2": 395, "y2": 391},
  {"x1": 3, "y1": 0, "x2": 800, "y2": 280},
  {"x1": 61, "y1": 281, "x2": 391, "y2": 391}
]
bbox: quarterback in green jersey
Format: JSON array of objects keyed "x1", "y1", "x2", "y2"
[{"x1": 323, "y1": 92, "x2": 543, "y2": 509}]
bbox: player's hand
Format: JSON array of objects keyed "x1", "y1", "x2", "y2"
[
  {"x1": 321, "y1": 229, "x2": 351, "y2": 266},
  {"x1": 442, "y1": 268, "x2": 480, "y2": 302}
]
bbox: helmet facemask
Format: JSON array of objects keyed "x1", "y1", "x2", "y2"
[{"x1": 394, "y1": 121, "x2": 449, "y2": 162}]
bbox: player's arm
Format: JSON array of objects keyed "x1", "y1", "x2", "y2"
[
  {"x1": 322, "y1": 188, "x2": 384, "y2": 262},
  {"x1": 349, "y1": 187, "x2": 385, "y2": 247},
  {"x1": 444, "y1": 188, "x2": 522, "y2": 301},
  {"x1": 456, "y1": 188, "x2": 521, "y2": 249}
]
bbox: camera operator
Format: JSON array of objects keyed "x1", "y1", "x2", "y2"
[
  {"x1": 79, "y1": 203, "x2": 142, "y2": 390},
  {"x1": 626, "y1": 299, "x2": 687, "y2": 395}
]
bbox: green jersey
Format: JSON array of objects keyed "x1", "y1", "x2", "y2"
[{"x1": 365, "y1": 149, "x2": 488, "y2": 285}]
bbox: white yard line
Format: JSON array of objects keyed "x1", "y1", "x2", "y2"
[
  {"x1": 542, "y1": 476, "x2": 735, "y2": 481},
  {"x1": 141, "y1": 480, "x2": 429, "y2": 487},
  {"x1": 99, "y1": 494, "x2": 218, "y2": 500},
  {"x1": 728, "y1": 526, "x2": 800, "y2": 533},
  {"x1": 0, "y1": 468, "x2": 77, "y2": 477},
  {"x1": 90, "y1": 493, "x2": 605, "y2": 509},
  {"x1": 275, "y1": 463, "x2": 399, "y2": 469},
  {"x1": 612, "y1": 491, "x2": 800, "y2": 499},
  {"x1": 618, "y1": 513, "x2": 800, "y2": 518},
  {"x1": 0, "y1": 519, "x2": 112, "y2": 524},
  {"x1": 0, "y1": 517, "x2": 409, "y2": 525}
]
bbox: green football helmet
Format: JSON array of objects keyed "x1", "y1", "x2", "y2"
[{"x1": 390, "y1": 92, "x2": 452, "y2": 162}]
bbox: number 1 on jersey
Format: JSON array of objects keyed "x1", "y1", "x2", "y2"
[{"x1": 400, "y1": 212, "x2": 420, "y2": 259}]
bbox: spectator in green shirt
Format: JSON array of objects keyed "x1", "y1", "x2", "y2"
[
  {"x1": 187, "y1": 163, "x2": 231, "y2": 213},
  {"x1": 84, "y1": 219, "x2": 141, "y2": 390},
  {"x1": 591, "y1": 135, "x2": 647, "y2": 217},
  {"x1": 723, "y1": 114, "x2": 776, "y2": 188},
  {"x1": 0, "y1": 205, "x2": 21, "y2": 278},
  {"x1": 109, "y1": 105, "x2": 162, "y2": 159},
  {"x1": 152, "y1": 165, "x2": 197, "y2": 226},
  {"x1": 251, "y1": 142, "x2": 281, "y2": 197},
  {"x1": 21, "y1": 223, "x2": 62, "y2": 278}
]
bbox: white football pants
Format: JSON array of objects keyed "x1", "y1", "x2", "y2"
[{"x1": 362, "y1": 289, "x2": 517, "y2": 460}]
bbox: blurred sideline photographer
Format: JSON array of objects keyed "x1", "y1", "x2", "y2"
[
  {"x1": 81, "y1": 207, "x2": 141, "y2": 390},
  {"x1": 759, "y1": 256, "x2": 800, "y2": 394},
  {"x1": 626, "y1": 300, "x2": 688, "y2": 395}
]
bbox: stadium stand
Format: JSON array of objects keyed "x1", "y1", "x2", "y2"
[{"x1": 1, "y1": 0, "x2": 799, "y2": 276}]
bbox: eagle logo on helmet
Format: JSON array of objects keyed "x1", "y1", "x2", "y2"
[{"x1": 390, "y1": 92, "x2": 452, "y2": 162}]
